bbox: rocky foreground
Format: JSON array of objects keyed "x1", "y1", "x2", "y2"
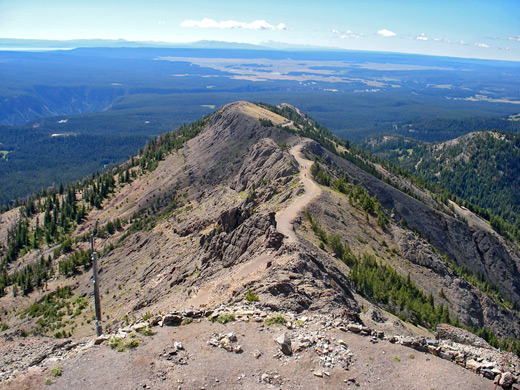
[{"x1": 2, "y1": 302, "x2": 518, "y2": 389}]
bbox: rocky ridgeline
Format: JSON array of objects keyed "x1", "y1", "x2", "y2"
[{"x1": 99, "y1": 303, "x2": 519, "y2": 388}]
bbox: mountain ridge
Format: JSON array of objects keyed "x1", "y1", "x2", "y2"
[
  {"x1": 0, "y1": 101, "x2": 519, "y2": 387},
  {"x1": 362, "y1": 130, "x2": 520, "y2": 239}
]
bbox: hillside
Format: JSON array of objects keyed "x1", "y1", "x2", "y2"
[
  {"x1": 380, "y1": 117, "x2": 520, "y2": 143},
  {"x1": 0, "y1": 102, "x2": 519, "y2": 389},
  {"x1": 362, "y1": 131, "x2": 520, "y2": 240}
]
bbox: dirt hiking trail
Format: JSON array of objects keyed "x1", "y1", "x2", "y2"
[
  {"x1": 275, "y1": 141, "x2": 320, "y2": 243},
  {"x1": 183, "y1": 141, "x2": 319, "y2": 309}
]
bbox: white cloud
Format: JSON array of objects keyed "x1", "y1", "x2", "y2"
[
  {"x1": 416, "y1": 33, "x2": 428, "y2": 41},
  {"x1": 180, "y1": 18, "x2": 286, "y2": 30},
  {"x1": 433, "y1": 37, "x2": 451, "y2": 44},
  {"x1": 377, "y1": 28, "x2": 396, "y2": 37},
  {"x1": 473, "y1": 43, "x2": 491, "y2": 48},
  {"x1": 158, "y1": 21, "x2": 166, "y2": 25},
  {"x1": 509, "y1": 36, "x2": 520, "y2": 42},
  {"x1": 332, "y1": 29, "x2": 362, "y2": 39}
]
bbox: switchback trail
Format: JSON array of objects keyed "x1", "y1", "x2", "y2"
[{"x1": 275, "y1": 141, "x2": 321, "y2": 243}]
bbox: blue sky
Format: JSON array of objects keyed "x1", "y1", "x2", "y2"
[{"x1": 1, "y1": 0, "x2": 519, "y2": 60}]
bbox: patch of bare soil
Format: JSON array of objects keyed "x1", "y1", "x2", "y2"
[{"x1": 5, "y1": 319, "x2": 493, "y2": 390}]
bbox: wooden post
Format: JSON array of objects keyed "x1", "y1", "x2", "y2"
[{"x1": 91, "y1": 234, "x2": 103, "y2": 336}]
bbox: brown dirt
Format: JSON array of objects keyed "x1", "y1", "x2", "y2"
[
  {"x1": 3, "y1": 319, "x2": 493, "y2": 390},
  {"x1": 183, "y1": 252, "x2": 280, "y2": 308}
]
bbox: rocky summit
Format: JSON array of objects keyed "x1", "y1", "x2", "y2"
[{"x1": 0, "y1": 101, "x2": 519, "y2": 389}]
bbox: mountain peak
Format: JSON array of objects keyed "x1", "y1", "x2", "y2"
[
  {"x1": 216, "y1": 101, "x2": 294, "y2": 126},
  {"x1": 1, "y1": 102, "x2": 519, "y2": 387}
]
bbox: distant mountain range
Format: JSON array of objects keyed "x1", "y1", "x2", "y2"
[{"x1": 0, "y1": 38, "x2": 340, "y2": 51}]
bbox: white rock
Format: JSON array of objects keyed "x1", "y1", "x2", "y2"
[{"x1": 465, "y1": 359, "x2": 481, "y2": 372}]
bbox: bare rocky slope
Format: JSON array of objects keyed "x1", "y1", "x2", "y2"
[
  {"x1": 0, "y1": 101, "x2": 519, "y2": 389},
  {"x1": 306, "y1": 141, "x2": 520, "y2": 337}
]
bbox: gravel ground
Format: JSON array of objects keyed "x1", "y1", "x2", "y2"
[{"x1": 2, "y1": 319, "x2": 494, "y2": 390}]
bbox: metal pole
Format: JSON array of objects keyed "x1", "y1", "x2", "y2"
[{"x1": 91, "y1": 234, "x2": 103, "y2": 336}]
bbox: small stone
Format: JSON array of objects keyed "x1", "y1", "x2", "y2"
[
  {"x1": 482, "y1": 369, "x2": 496, "y2": 380},
  {"x1": 439, "y1": 351, "x2": 453, "y2": 361},
  {"x1": 313, "y1": 371, "x2": 323, "y2": 377},
  {"x1": 400, "y1": 337, "x2": 413, "y2": 346},
  {"x1": 174, "y1": 341, "x2": 184, "y2": 350},
  {"x1": 227, "y1": 332, "x2": 237, "y2": 342},
  {"x1": 338, "y1": 339, "x2": 347, "y2": 346},
  {"x1": 94, "y1": 334, "x2": 110, "y2": 345},
  {"x1": 292, "y1": 340, "x2": 303, "y2": 353},
  {"x1": 347, "y1": 324, "x2": 363, "y2": 333},
  {"x1": 253, "y1": 350, "x2": 262, "y2": 359},
  {"x1": 275, "y1": 333, "x2": 292, "y2": 355},
  {"x1": 499, "y1": 372, "x2": 514, "y2": 388},
  {"x1": 219, "y1": 338, "x2": 231, "y2": 351},
  {"x1": 148, "y1": 315, "x2": 162, "y2": 327},
  {"x1": 132, "y1": 322, "x2": 148, "y2": 332},
  {"x1": 465, "y1": 359, "x2": 481, "y2": 373}
]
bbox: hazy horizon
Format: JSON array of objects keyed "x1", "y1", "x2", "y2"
[{"x1": 1, "y1": 0, "x2": 519, "y2": 61}]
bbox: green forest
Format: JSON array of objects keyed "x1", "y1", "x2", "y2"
[{"x1": 363, "y1": 131, "x2": 520, "y2": 240}]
